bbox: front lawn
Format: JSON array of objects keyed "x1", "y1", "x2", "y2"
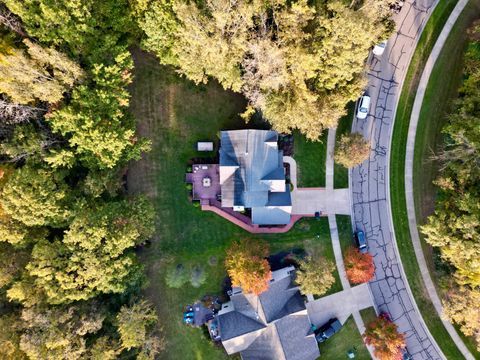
[
  {"x1": 294, "y1": 130, "x2": 328, "y2": 188},
  {"x1": 318, "y1": 316, "x2": 370, "y2": 360},
  {"x1": 128, "y1": 49, "x2": 343, "y2": 360}
]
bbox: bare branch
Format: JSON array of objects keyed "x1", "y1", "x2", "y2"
[{"x1": 0, "y1": 4, "x2": 27, "y2": 37}]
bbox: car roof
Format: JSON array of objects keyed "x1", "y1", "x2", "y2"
[{"x1": 361, "y1": 96, "x2": 371, "y2": 108}]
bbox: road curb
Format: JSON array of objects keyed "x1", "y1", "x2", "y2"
[{"x1": 404, "y1": 0, "x2": 474, "y2": 358}]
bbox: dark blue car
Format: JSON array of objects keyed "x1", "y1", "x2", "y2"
[
  {"x1": 355, "y1": 230, "x2": 368, "y2": 253},
  {"x1": 314, "y1": 318, "x2": 342, "y2": 343}
]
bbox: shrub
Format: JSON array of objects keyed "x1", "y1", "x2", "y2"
[
  {"x1": 190, "y1": 264, "x2": 207, "y2": 288},
  {"x1": 165, "y1": 264, "x2": 189, "y2": 288},
  {"x1": 185, "y1": 183, "x2": 193, "y2": 190},
  {"x1": 193, "y1": 201, "x2": 200, "y2": 208}
]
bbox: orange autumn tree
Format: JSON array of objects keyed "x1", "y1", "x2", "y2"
[
  {"x1": 225, "y1": 239, "x2": 272, "y2": 295},
  {"x1": 344, "y1": 246, "x2": 375, "y2": 284},
  {"x1": 364, "y1": 314, "x2": 406, "y2": 360}
]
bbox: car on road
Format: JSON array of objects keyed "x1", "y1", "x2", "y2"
[
  {"x1": 356, "y1": 95, "x2": 371, "y2": 120},
  {"x1": 314, "y1": 318, "x2": 342, "y2": 343},
  {"x1": 373, "y1": 40, "x2": 387, "y2": 56},
  {"x1": 354, "y1": 230, "x2": 368, "y2": 253}
]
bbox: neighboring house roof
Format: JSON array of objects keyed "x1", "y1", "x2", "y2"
[
  {"x1": 217, "y1": 267, "x2": 319, "y2": 360},
  {"x1": 219, "y1": 130, "x2": 292, "y2": 225}
]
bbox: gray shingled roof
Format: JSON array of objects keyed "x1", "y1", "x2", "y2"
[
  {"x1": 217, "y1": 310, "x2": 265, "y2": 341},
  {"x1": 218, "y1": 268, "x2": 319, "y2": 360},
  {"x1": 219, "y1": 130, "x2": 291, "y2": 225}
]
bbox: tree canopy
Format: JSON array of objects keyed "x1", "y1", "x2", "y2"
[
  {"x1": 335, "y1": 133, "x2": 371, "y2": 168},
  {"x1": 225, "y1": 239, "x2": 272, "y2": 295},
  {"x1": 137, "y1": 0, "x2": 392, "y2": 139},
  {"x1": 0, "y1": 39, "x2": 83, "y2": 104},
  {"x1": 295, "y1": 255, "x2": 335, "y2": 296},
  {"x1": 364, "y1": 314, "x2": 406, "y2": 360},
  {"x1": 344, "y1": 247, "x2": 375, "y2": 284},
  {"x1": 421, "y1": 28, "x2": 480, "y2": 349}
]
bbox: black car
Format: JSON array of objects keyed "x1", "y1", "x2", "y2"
[
  {"x1": 354, "y1": 230, "x2": 368, "y2": 253},
  {"x1": 314, "y1": 318, "x2": 342, "y2": 343}
]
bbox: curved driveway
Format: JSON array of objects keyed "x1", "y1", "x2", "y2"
[{"x1": 350, "y1": 1, "x2": 444, "y2": 359}]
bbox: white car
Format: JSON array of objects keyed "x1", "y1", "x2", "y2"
[
  {"x1": 373, "y1": 41, "x2": 387, "y2": 56},
  {"x1": 357, "y1": 95, "x2": 371, "y2": 120}
]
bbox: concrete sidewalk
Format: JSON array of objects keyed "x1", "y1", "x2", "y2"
[{"x1": 404, "y1": 0, "x2": 473, "y2": 358}]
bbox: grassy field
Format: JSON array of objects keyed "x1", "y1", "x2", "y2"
[
  {"x1": 294, "y1": 130, "x2": 328, "y2": 188},
  {"x1": 334, "y1": 103, "x2": 355, "y2": 189},
  {"x1": 318, "y1": 316, "x2": 370, "y2": 360},
  {"x1": 389, "y1": 0, "x2": 480, "y2": 358},
  {"x1": 128, "y1": 49, "x2": 344, "y2": 360}
]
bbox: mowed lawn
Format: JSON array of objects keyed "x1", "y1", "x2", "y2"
[
  {"x1": 318, "y1": 316, "x2": 371, "y2": 360},
  {"x1": 127, "y1": 49, "x2": 351, "y2": 360}
]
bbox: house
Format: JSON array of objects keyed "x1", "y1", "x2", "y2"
[
  {"x1": 219, "y1": 130, "x2": 292, "y2": 225},
  {"x1": 216, "y1": 266, "x2": 320, "y2": 360}
]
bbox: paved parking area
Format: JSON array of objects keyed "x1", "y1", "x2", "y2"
[{"x1": 306, "y1": 284, "x2": 374, "y2": 327}]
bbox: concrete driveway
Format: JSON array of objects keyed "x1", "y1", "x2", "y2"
[
  {"x1": 284, "y1": 156, "x2": 351, "y2": 216},
  {"x1": 307, "y1": 284, "x2": 374, "y2": 327}
]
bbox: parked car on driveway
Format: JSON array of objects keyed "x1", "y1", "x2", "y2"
[
  {"x1": 354, "y1": 230, "x2": 368, "y2": 253},
  {"x1": 314, "y1": 318, "x2": 342, "y2": 343},
  {"x1": 373, "y1": 40, "x2": 387, "y2": 56},
  {"x1": 356, "y1": 95, "x2": 371, "y2": 120}
]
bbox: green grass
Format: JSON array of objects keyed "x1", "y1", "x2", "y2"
[
  {"x1": 318, "y1": 316, "x2": 370, "y2": 360},
  {"x1": 360, "y1": 307, "x2": 377, "y2": 327},
  {"x1": 129, "y1": 49, "x2": 343, "y2": 360},
  {"x1": 294, "y1": 130, "x2": 328, "y2": 187},
  {"x1": 389, "y1": 1, "x2": 480, "y2": 358},
  {"x1": 412, "y1": 1, "x2": 480, "y2": 356},
  {"x1": 334, "y1": 102, "x2": 355, "y2": 189},
  {"x1": 336, "y1": 215, "x2": 354, "y2": 254}
]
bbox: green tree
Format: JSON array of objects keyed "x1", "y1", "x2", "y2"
[
  {"x1": 116, "y1": 300, "x2": 159, "y2": 350},
  {"x1": 295, "y1": 256, "x2": 335, "y2": 296},
  {"x1": 0, "y1": 39, "x2": 82, "y2": 104},
  {"x1": 138, "y1": 0, "x2": 391, "y2": 139},
  {"x1": 0, "y1": 164, "x2": 72, "y2": 227},
  {"x1": 47, "y1": 52, "x2": 150, "y2": 169},
  {"x1": 165, "y1": 263, "x2": 189, "y2": 288},
  {"x1": 0, "y1": 313, "x2": 25, "y2": 360},
  {"x1": 335, "y1": 133, "x2": 371, "y2": 168},
  {"x1": 19, "y1": 303, "x2": 105, "y2": 360},
  {"x1": 421, "y1": 36, "x2": 480, "y2": 289},
  {"x1": 3, "y1": 0, "x2": 137, "y2": 63},
  {"x1": 0, "y1": 243, "x2": 29, "y2": 288},
  {"x1": 18, "y1": 198, "x2": 154, "y2": 304}
]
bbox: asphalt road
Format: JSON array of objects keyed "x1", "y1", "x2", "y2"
[{"x1": 350, "y1": 1, "x2": 444, "y2": 359}]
